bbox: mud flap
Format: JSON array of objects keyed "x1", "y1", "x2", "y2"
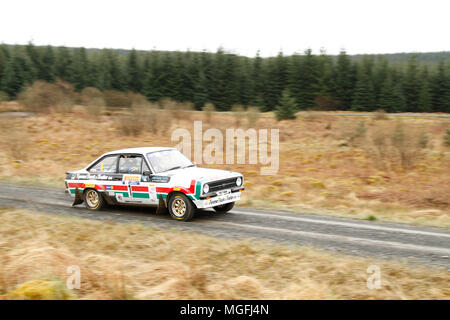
[
  {"x1": 72, "y1": 188, "x2": 84, "y2": 206},
  {"x1": 156, "y1": 194, "x2": 168, "y2": 215},
  {"x1": 101, "y1": 191, "x2": 115, "y2": 205}
]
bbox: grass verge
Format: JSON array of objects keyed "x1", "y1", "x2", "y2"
[{"x1": 0, "y1": 207, "x2": 448, "y2": 300}]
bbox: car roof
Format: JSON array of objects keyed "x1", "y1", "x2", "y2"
[{"x1": 104, "y1": 147, "x2": 175, "y2": 156}]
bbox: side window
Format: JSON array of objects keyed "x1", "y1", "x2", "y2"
[
  {"x1": 118, "y1": 155, "x2": 143, "y2": 174},
  {"x1": 142, "y1": 160, "x2": 151, "y2": 174},
  {"x1": 89, "y1": 155, "x2": 118, "y2": 173}
]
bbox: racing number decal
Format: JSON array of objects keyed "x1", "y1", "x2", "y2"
[{"x1": 149, "y1": 185, "x2": 157, "y2": 202}]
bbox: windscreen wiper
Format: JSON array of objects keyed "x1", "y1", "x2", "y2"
[{"x1": 163, "y1": 166, "x2": 182, "y2": 172}]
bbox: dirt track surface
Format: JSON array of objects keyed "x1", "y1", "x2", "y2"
[{"x1": 0, "y1": 183, "x2": 449, "y2": 267}]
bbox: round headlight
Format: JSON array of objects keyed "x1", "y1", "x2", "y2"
[
  {"x1": 236, "y1": 177, "x2": 242, "y2": 187},
  {"x1": 203, "y1": 184, "x2": 209, "y2": 194}
]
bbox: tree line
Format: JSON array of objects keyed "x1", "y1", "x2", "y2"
[{"x1": 0, "y1": 43, "x2": 449, "y2": 113}]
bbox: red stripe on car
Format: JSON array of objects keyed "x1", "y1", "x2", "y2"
[
  {"x1": 112, "y1": 185, "x2": 128, "y2": 191},
  {"x1": 68, "y1": 182, "x2": 84, "y2": 188},
  {"x1": 131, "y1": 186, "x2": 149, "y2": 192}
]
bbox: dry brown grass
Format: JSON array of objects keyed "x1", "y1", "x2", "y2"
[
  {"x1": 203, "y1": 103, "x2": 215, "y2": 124},
  {"x1": 0, "y1": 208, "x2": 448, "y2": 300},
  {"x1": 0, "y1": 119, "x2": 31, "y2": 161},
  {"x1": 0, "y1": 106, "x2": 449, "y2": 228}
]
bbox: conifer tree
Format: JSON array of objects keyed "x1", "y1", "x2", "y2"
[
  {"x1": 264, "y1": 51, "x2": 288, "y2": 111},
  {"x1": 334, "y1": 50, "x2": 355, "y2": 108},
  {"x1": 54, "y1": 46, "x2": 73, "y2": 81},
  {"x1": 126, "y1": 48, "x2": 142, "y2": 92},
  {"x1": 404, "y1": 55, "x2": 420, "y2": 111},
  {"x1": 251, "y1": 51, "x2": 265, "y2": 108},
  {"x1": 275, "y1": 89, "x2": 297, "y2": 120},
  {"x1": 351, "y1": 63, "x2": 375, "y2": 111},
  {"x1": 1, "y1": 47, "x2": 33, "y2": 97},
  {"x1": 378, "y1": 75, "x2": 406, "y2": 112},
  {"x1": 431, "y1": 60, "x2": 450, "y2": 113},
  {"x1": 40, "y1": 45, "x2": 56, "y2": 82},
  {"x1": 71, "y1": 47, "x2": 89, "y2": 90},
  {"x1": 417, "y1": 67, "x2": 432, "y2": 112}
]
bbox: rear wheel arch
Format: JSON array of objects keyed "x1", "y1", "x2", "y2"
[{"x1": 83, "y1": 188, "x2": 104, "y2": 210}]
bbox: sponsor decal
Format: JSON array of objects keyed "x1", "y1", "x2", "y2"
[
  {"x1": 123, "y1": 180, "x2": 140, "y2": 185},
  {"x1": 149, "y1": 186, "x2": 157, "y2": 201},
  {"x1": 123, "y1": 174, "x2": 141, "y2": 182},
  {"x1": 116, "y1": 194, "x2": 124, "y2": 202},
  {"x1": 122, "y1": 174, "x2": 141, "y2": 185},
  {"x1": 85, "y1": 183, "x2": 95, "y2": 188},
  {"x1": 106, "y1": 185, "x2": 112, "y2": 190},
  {"x1": 208, "y1": 193, "x2": 239, "y2": 206},
  {"x1": 150, "y1": 175, "x2": 170, "y2": 183}
]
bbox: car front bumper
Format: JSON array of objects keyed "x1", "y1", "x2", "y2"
[{"x1": 193, "y1": 191, "x2": 241, "y2": 209}]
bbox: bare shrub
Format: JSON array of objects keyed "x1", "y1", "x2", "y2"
[
  {"x1": 444, "y1": 128, "x2": 450, "y2": 147},
  {"x1": 367, "y1": 122, "x2": 428, "y2": 170},
  {"x1": 417, "y1": 132, "x2": 429, "y2": 149},
  {"x1": 374, "y1": 109, "x2": 388, "y2": 120},
  {"x1": 246, "y1": 106, "x2": 260, "y2": 128},
  {"x1": 0, "y1": 120, "x2": 30, "y2": 160},
  {"x1": 116, "y1": 114, "x2": 144, "y2": 136},
  {"x1": 203, "y1": 103, "x2": 215, "y2": 124},
  {"x1": 80, "y1": 87, "x2": 103, "y2": 104},
  {"x1": 80, "y1": 87, "x2": 105, "y2": 118},
  {"x1": 161, "y1": 99, "x2": 193, "y2": 123},
  {"x1": 344, "y1": 121, "x2": 367, "y2": 147},
  {"x1": 86, "y1": 97, "x2": 105, "y2": 118},
  {"x1": 103, "y1": 90, "x2": 132, "y2": 108},
  {"x1": 18, "y1": 80, "x2": 74, "y2": 113},
  {"x1": 115, "y1": 104, "x2": 147, "y2": 136},
  {"x1": 231, "y1": 104, "x2": 244, "y2": 127},
  {"x1": 146, "y1": 106, "x2": 160, "y2": 135},
  {"x1": 180, "y1": 102, "x2": 195, "y2": 121},
  {"x1": 157, "y1": 109, "x2": 173, "y2": 136},
  {"x1": 115, "y1": 99, "x2": 169, "y2": 136},
  {"x1": 130, "y1": 93, "x2": 151, "y2": 109},
  {"x1": 370, "y1": 129, "x2": 389, "y2": 170}
]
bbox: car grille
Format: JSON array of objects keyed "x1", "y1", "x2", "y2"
[{"x1": 208, "y1": 177, "x2": 238, "y2": 193}]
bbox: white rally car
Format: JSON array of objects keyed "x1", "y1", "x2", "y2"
[{"x1": 65, "y1": 147, "x2": 244, "y2": 221}]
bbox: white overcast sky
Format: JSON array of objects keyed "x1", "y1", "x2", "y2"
[{"x1": 1, "y1": 0, "x2": 449, "y2": 57}]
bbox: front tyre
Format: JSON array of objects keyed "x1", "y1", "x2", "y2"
[
  {"x1": 213, "y1": 202, "x2": 234, "y2": 213},
  {"x1": 168, "y1": 193, "x2": 195, "y2": 221},
  {"x1": 84, "y1": 189, "x2": 104, "y2": 211}
]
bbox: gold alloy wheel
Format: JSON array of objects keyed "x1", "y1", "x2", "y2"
[
  {"x1": 86, "y1": 190, "x2": 99, "y2": 208},
  {"x1": 172, "y1": 197, "x2": 186, "y2": 217}
]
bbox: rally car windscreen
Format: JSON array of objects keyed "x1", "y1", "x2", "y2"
[{"x1": 147, "y1": 150, "x2": 193, "y2": 173}]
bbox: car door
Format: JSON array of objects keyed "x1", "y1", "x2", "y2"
[{"x1": 117, "y1": 154, "x2": 156, "y2": 204}]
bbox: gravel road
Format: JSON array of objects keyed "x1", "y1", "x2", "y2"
[{"x1": 1, "y1": 183, "x2": 449, "y2": 267}]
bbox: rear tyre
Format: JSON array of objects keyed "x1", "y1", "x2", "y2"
[
  {"x1": 168, "y1": 193, "x2": 195, "y2": 221},
  {"x1": 213, "y1": 202, "x2": 234, "y2": 213},
  {"x1": 84, "y1": 189, "x2": 104, "y2": 211}
]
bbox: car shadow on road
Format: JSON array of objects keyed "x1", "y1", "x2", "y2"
[{"x1": 72, "y1": 203, "x2": 224, "y2": 222}]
